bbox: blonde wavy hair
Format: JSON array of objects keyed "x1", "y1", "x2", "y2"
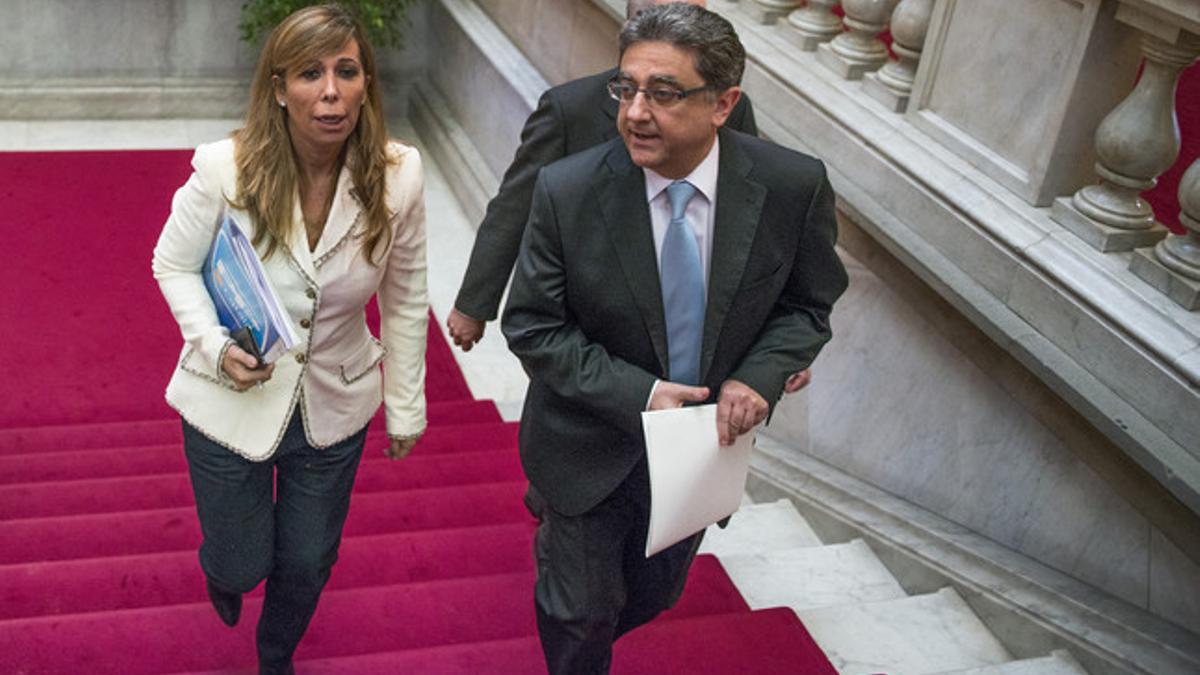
[{"x1": 231, "y1": 4, "x2": 394, "y2": 264}]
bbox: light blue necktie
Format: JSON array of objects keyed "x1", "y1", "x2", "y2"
[{"x1": 660, "y1": 180, "x2": 705, "y2": 385}]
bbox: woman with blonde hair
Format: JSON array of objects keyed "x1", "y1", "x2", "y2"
[{"x1": 152, "y1": 4, "x2": 427, "y2": 672}]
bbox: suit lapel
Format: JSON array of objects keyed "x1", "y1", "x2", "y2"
[
  {"x1": 285, "y1": 198, "x2": 319, "y2": 286},
  {"x1": 701, "y1": 130, "x2": 765, "y2": 381},
  {"x1": 598, "y1": 144, "x2": 670, "y2": 375},
  {"x1": 601, "y1": 98, "x2": 619, "y2": 138},
  {"x1": 600, "y1": 68, "x2": 620, "y2": 143},
  {"x1": 311, "y1": 166, "x2": 361, "y2": 270}
]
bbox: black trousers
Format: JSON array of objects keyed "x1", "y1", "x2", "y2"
[
  {"x1": 182, "y1": 408, "x2": 368, "y2": 673},
  {"x1": 532, "y1": 460, "x2": 702, "y2": 675}
]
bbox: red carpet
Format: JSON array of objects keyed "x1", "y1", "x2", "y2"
[{"x1": 0, "y1": 150, "x2": 838, "y2": 673}]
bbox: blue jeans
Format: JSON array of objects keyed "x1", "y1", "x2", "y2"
[{"x1": 182, "y1": 407, "x2": 368, "y2": 672}]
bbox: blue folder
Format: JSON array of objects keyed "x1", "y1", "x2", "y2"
[{"x1": 202, "y1": 213, "x2": 298, "y2": 365}]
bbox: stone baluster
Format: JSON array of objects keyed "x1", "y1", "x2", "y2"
[
  {"x1": 783, "y1": 1, "x2": 842, "y2": 52},
  {"x1": 1051, "y1": 31, "x2": 1200, "y2": 252},
  {"x1": 818, "y1": 0, "x2": 899, "y2": 80},
  {"x1": 1131, "y1": 158, "x2": 1200, "y2": 310},
  {"x1": 862, "y1": 0, "x2": 932, "y2": 112},
  {"x1": 746, "y1": 0, "x2": 802, "y2": 25}
]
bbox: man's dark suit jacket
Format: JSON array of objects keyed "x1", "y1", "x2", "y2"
[
  {"x1": 455, "y1": 67, "x2": 758, "y2": 322},
  {"x1": 501, "y1": 128, "x2": 848, "y2": 517}
]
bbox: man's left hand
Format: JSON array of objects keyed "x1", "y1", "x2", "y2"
[
  {"x1": 716, "y1": 379, "x2": 767, "y2": 447},
  {"x1": 783, "y1": 368, "x2": 812, "y2": 394},
  {"x1": 447, "y1": 309, "x2": 485, "y2": 352}
]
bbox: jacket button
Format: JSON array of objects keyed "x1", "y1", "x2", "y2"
[
  {"x1": 295, "y1": 353, "x2": 306, "y2": 364},
  {"x1": 299, "y1": 318, "x2": 311, "y2": 329},
  {"x1": 305, "y1": 288, "x2": 316, "y2": 299}
]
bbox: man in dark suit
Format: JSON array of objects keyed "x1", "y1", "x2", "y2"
[
  {"x1": 446, "y1": 0, "x2": 755, "y2": 351},
  {"x1": 501, "y1": 5, "x2": 848, "y2": 673}
]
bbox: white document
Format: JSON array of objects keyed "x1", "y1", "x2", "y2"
[{"x1": 642, "y1": 404, "x2": 754, "y2": 557}]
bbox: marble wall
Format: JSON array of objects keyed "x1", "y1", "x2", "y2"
[
  {"x1": 425, "y1": 0, "x2": 547, "y2": 187},
  {"x1": 0, "y1": 0, "x2": 431, "y2": 119},
  {"x1": 765, "y1": 219, "x2": 1200, "y2": 633},
  {"x1": 3, "y1": 0, "x2": 253, "y2": 80},
  {"x1": 473, "y1": 0, "x2": 620, "y2": 85},
  {"x1": 909, "y1": 0, "x2": 1141, "y2": 205}
]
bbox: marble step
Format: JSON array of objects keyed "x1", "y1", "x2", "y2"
[
  {"x1": 718, "y1": 538, "x2": 908, "y2": 611},
  {"x1": 699, "y1": 498, "x2": 823, "y2": 557},
  {"x1": 796, "y1": 587, "x2": 1013, "y2": 675},
  {"x1": 932, "y1": 650, "x2": 1090, "y2": 675}
]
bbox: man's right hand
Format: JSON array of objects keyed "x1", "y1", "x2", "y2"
[
  {"x1": 648, "y1": 381, "x2": 710, "y2": 410},
  {"x1": 447, "y1": 308, "x2": 485, "y2": 351}
]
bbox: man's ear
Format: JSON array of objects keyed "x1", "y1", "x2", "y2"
[{"x1": 712, "y1": 86, "x2": 741, "y2": 129}]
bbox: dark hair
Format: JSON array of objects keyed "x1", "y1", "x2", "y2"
[
  {"x1": 626, "y1": 0, "x2": 656, "y2": 20},
  {"x1": 618, "y1": 3, "x2": 745, "y2": 91}
]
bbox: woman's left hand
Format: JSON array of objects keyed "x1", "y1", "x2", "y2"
[{"x1": 386, "y1": 435, "x2": 421, "y2": 460}]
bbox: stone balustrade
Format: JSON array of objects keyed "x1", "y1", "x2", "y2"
[
  {"x1": 731, "y1": 0, "x2": 1200, "y2": 314},
  {"x1": 863, "y1": 0, "x2": 933, "y2": 112},
  {"x1": 1133, "y1": 157, "x2": 1200, "y2": 308},
  {"x1": 746, "y1": 0, "x2": 802, "y2": 25},
  {"x1": 1052, "y1": 6, "x2": 1199, "y2": 253},
  {"x1": 783, "y1": 0, "x2": 842, "y2": 51},
  {"x1": 818, "y1": 0, "x2": 898, "y2": 79}
]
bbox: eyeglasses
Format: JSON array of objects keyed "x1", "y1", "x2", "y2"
[{"x1": 606, "y1": 78, "x2": 712, "y2": 107}]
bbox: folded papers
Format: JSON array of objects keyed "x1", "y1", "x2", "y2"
[{"x1": 642, "y1": 404, "x2": 754, "y2": 557}]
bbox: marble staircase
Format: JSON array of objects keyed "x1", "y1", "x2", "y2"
[
  {"x1": 3, "y1": 112, "x2": 1178, "y2": 674},
  {"x1": 702, "y1": 500, "x2": 1090, "y2": 675}
]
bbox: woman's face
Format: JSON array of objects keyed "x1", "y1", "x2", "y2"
[{"x1": 276, "y1": 39, "x2": 368, "y2": 155}]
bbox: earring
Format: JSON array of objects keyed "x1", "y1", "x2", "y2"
[{"x1": 278, "y1": 100, "x2": 286, "y2": 108}]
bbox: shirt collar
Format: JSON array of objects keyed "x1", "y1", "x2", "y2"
[{"x1": 644, "y1": 135, "x2": 720, "y2": 205}]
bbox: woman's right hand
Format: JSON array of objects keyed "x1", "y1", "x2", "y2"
[{"x1": 221, "y1": 344, "x2": 275, "y2": 391}]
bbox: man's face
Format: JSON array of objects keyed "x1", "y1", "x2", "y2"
[{"x1": 616, "y1": 40, "x2": 739, "y2": 179}]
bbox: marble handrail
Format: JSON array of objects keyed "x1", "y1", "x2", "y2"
[
  {"x1": 746, "y1": 0, "x2": 802, "y2": 25},
  {"x1": 1052, "y1": 18, "x2": 1199, "y2": 254},
  {"x1": 863, "y1": 0, "x2": 933, "y2": 113},
  {"x1": 1133, "y1": 156, "x2": 1200, "y2": 309},
  {"x1": 1156, "y1": 160, "x2": 1200, "y2": 284},
  {"x1": 817, "y1": 0, "x2": 898, "y2": 80},
  {"x1": 783, "y1": 0, "x2": 842, "y2": 52}
]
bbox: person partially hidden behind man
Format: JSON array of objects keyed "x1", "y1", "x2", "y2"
[{"x1": 501, "y1": 4, "x2": 848, "y2": 673}]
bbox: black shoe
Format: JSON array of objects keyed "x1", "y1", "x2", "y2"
[{"x1": 206, "y1": 578, "x2": 242, "y2": 627}]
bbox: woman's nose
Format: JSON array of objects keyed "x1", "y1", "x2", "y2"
[{"x1": 321, "y1": 74, "x2": 339, "y2": 101}]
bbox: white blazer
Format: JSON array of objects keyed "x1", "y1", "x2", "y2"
[{"x1": 152, "y1": 138, "x2": 428, "y2": 461}]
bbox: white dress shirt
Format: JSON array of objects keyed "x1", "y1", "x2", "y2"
[
  {"x1": 643, "y1": 137, "x2": 720, "y2": 405},
  {"x1": 644, "y1": 138, "x2": 720, "y2": 289}
]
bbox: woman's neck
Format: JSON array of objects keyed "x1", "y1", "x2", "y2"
[{"x1": 292, "y1": 138, "x2": 344, "y2": 185}]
